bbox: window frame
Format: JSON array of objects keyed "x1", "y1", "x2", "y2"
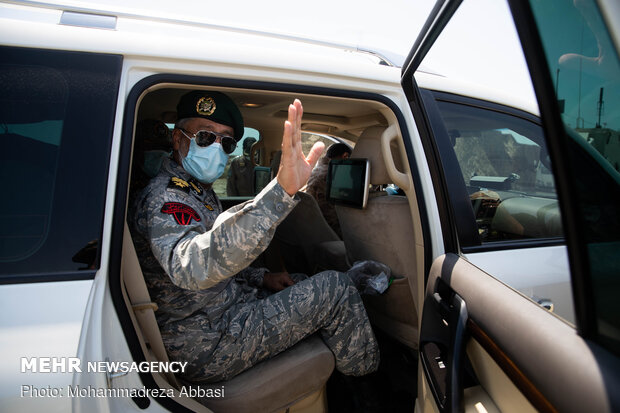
[{"x1": 110, "y1": 73, "x2": 429, "y2": 410}]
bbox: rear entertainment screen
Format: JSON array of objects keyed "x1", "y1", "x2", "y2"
[{"x1": 326, "y1": 158, "x2": 370, "y2": 209}]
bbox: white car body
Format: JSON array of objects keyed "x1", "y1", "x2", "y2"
[{"x1": 0, "y1": 1, "x2": 574, "y2": 411}]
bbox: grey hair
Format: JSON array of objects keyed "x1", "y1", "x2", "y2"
[{"x1": 174, "y1": 118, "x2": 192, "y2": 131}]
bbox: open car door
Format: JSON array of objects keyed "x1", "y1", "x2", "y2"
[{"x1": 402, "y1": 1, "x2": 620, "y2": 412}]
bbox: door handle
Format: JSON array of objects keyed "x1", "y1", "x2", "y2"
[{"x1": 420, "y1": 283, "x2": 469, "y2": 412}]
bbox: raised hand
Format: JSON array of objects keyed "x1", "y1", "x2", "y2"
[{"x1": 276, "y1": 99, "x2": 324, "y2": 196}]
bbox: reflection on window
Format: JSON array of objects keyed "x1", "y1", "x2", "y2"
[
  {"x1": 435, "y1": 100, "x2": 562, "y2": 242},
  {"x1": 1, "y1": 122, "x2": 61, "y2": 262},
  {"x1": 529, "y1": 0, "x2": 620, "y2": 354},
  {"x1": 531, "y1": 0, "x2": 620, "y2": 172}
]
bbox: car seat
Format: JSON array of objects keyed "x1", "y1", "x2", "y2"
[
  {"x1": 335, "y1": 126, "x2": 421, "y2": 349},
  {"x1": 274, "y1": 191, "x2": 348, "y2": 274},
  {"x1": 122, "y1": 223, "x2": 335, "y2": 412}
]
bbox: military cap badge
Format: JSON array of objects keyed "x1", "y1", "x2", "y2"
[{"x1": 196, "y1": 97, "x2": 216, "y2": 116}]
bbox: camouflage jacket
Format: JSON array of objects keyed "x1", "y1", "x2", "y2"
[
  {"x1": 131, "y1": 158, "x2": 299, "y2": 324},
  {"x1": 304, "y1": 156, "x2": 341, "y2": 237},
  {"x1": 226, "y1": 155, "x2": 254, "y2": 196}
]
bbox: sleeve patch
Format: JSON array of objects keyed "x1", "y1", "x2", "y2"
[{"x1": 161, "y1": 202, "x2": 201, "y2": 225}]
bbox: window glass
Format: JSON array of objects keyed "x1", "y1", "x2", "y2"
[
  {"x1": 529, "y1": 0, "x2": 620, "y2": 354},
  {"x1": 302, "y1": 132, "x2": 342, "y2": 155},
  {"x1": 0, "y1": 47, "x2": 121, "y2": 279},
  {"x1": 213, "y1": 127, "x2": 261, "y2": 197},
  {"x1": 214, "y1": 130, "x2": 341, "y2": 199},
  {"x1": 435, "y1": 100, "x2": 562, "y2": 242}
]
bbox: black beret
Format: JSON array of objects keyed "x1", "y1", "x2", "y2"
[{"x1": 176, "y1": 91, "x2": 244, "y2": 140}]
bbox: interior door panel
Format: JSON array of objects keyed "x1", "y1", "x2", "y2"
[
  {"x1": 465, "y1": 339, "x2": 534, "y2": 413},
  {"x1": 419, "y1": 253, "x2": 618, "y2": 413}
]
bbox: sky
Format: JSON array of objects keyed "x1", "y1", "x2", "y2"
[
  {"x1": 69, "y1": 0, "x2": 619, "y2": 130},
  {"x1": 419, "y1": 0, "x2": 536, "y2": 104},
  {"x1": 62, "y1": 0, "x2": 537, "y2": 105}
]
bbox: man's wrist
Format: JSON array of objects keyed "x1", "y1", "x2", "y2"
[{"x1": 276, "y1": 176, "x2": 297, "y2": 197}]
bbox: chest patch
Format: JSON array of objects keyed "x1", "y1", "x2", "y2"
[{"x1": 161, "y1": 202, "x2": 201, "y2": 225}]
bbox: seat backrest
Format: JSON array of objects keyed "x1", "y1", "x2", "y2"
[
  {"x1": 335, "y1": 126, "x2": 420, "y2": 348},
  {"x1": 274, "y1": 191, "x2": 347, "y2": 274},
  {"x1": 123, "y1": 222, "x2": 333, "y2": 412}
]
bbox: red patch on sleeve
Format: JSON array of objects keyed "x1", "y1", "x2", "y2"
[{"x1": 161, "y1": 202, "x2": 201, "y2": 225}]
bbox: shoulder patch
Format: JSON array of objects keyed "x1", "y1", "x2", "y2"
[
  {"x1": 161, "y1": 202, "x2": 201, "y2": 225},
  {"x1": 167, "y1": 177, "x2": 190, "y2": 193}
]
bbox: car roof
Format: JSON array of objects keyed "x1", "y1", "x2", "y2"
[{"x1": 3, "y1": 0, "x2": 540, "y2": 136}]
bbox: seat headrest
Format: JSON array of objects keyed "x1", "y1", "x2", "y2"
[{"x1": 352, "y1": 126, "x2": 402, "y2": 185}]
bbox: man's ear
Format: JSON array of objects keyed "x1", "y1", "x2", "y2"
[
  {"x1": 172, "y1": 128, "x2": 183, "y2": 151},
  {"x1": 343, "y1": 152, "x2": 350, "y2": 159}
]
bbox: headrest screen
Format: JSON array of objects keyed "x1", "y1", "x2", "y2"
[{"x1": 326, "y1": 158, "x2": 370, "y2": 209}]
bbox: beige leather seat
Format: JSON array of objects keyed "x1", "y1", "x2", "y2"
[
  {"x1": 122, "y1": 224, "x2": 335, "y2": 413},
  {"x1": 188, "y1": 335, "x2": 334, "y2": 413},
  {"x1": 335, "y1": 126, "x2": 420, "y2": 349}
]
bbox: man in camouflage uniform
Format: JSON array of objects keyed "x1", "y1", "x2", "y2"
[
  {"x1": 131, "y1": 91, "x2": 379, "y2": 383},
  {"x1": 304, "y1": 142, "x2": 352, "y2": 238},
  {"x1": 226, "y1": 137, "x2": 257, "y2": 196}
]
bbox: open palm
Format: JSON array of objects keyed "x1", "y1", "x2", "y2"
[{"x1": 277, "y1": 99, "x2": 324, "y2": 196}]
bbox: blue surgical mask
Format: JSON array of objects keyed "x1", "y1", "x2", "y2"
[
  {"x1": 142, "y1": 150, "x2": 171, "y2": 178},
  {"x1": 182, "y1": 139, "x2": 228, "y2": 184}
]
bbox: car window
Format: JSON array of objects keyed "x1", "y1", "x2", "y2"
[
  {"x1": 303, "y1": 132, "x2": 343, "y2": 153},
  {"x1": 410, "y1": 0, "x2": 575, "y2": 324},
  {"x1": 212, "y1": 127, "x2": 261, "y2": 198},
  {"x1": 0, "y1": 46, "x2": 121, "y2": 280},
  {"x1": 226, "y1": 131, "x2": 343, "y2": 198},
  {"x1": 528, "y1": 0, "x2": 620, "y2": 354},
  {"x1": 434, "y1": 99, "x2": 562, "y2": 243}
]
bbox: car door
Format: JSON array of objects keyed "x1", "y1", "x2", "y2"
[
  {"x1": 0, "y1": 46, "x2": 122, "y2": 412},
  {"x1": 401, "y1": 1, "x2": 620, "y2": 412}
]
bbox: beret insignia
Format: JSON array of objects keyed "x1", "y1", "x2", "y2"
[
  {"x1": 161, "y1": 202, "x2": 201, "y2": 225},
  {"x1": 196, "y1": 97, "x2": 216, "y2": 116}
]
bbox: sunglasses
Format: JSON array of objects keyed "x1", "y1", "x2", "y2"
[{"x1": 179, "y1": 128, "x2": 237, "y2": 154}]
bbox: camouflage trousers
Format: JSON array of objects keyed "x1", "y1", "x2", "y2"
[{"x1": 162, "y1": 270, "x2": 379, "y2": 383}]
